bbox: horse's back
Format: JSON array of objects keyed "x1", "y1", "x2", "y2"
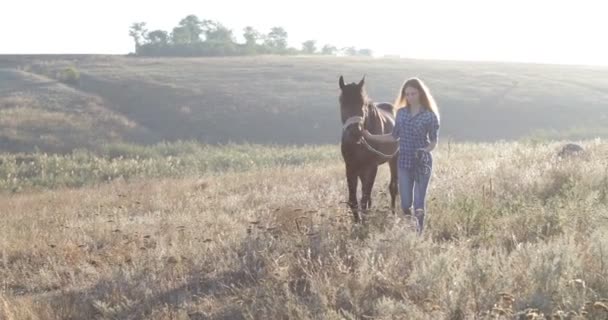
[
  {"x1": 375, "y1": 102, "x2": 396, "y2": 116},
  {"x1": 373, "y1": 102, "x2": 396, "y2": 133}
]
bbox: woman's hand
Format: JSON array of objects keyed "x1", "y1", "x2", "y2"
[{"x1": 419, "y1": 141, "x2": 437, "y2": 153}]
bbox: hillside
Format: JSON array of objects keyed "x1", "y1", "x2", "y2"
[
  {"x1": 0, "y1": 67, "x2": 151, "y2": 153},
  {"x1": 1, "y1": 55, "x2": 608, "y2": 152}
]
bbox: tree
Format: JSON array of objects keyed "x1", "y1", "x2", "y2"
[
  {"x1": 171, "y1": 26, "x2": 190, "y2": 44},
  {"x1": 242, "y1": 26, "x2": 261, "y2": 55},
  {"x1": 243, "y1": 26, "x2": 261, "y2": 46},
  {"x1": 199, "y1": 20, "x2": 235, "y2": 55},
  {"x1": 342, "y1": 46, "x2": 358, "y2": 56},
  {"x1": 127, "y1": 18, "x2": 374, "y2": 58},
  {"x1": 264, "y1": 27, "x2": 288, "y2": 53},
  {"x1": 357, "y1": 48, "x2": 373, "y2": 56},
  {"x1": 301, "y1": 40, "x2": 317, "y2": 54},
  {"x1": 178, "y1": 14, "x2": 203, "y2": 43},
  {"x1": 128, "y1": 22, "x2": 148, "y2": 52},
  {"x1": 321, "y1": 44, "x2": 337, "y2": 55},
  {"x1": 147, "y1": 30, "x2": 169, "y2": 44},
  {"x1": 203, "y1": 21, "x2": 233, "y2": 43}
]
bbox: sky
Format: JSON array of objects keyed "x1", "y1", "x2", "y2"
[{"x1": 1, "y1": 0, "x2": 607, "y2": 66}]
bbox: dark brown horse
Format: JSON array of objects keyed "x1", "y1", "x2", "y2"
[{"x1": 339, "y1": 75, "x2": 399, "y2": 222}]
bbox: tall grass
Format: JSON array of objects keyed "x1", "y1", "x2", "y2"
[
  {"x1": 0, "y1": 142, "x2": 339, "y2": 192},
  {"x1": 1, "y1": 139, "x2": 608, "y2": 319}
]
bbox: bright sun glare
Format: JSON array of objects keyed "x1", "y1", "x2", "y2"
[{"x1": 2, "y1": 0, "x2": 607, "y2": 66}]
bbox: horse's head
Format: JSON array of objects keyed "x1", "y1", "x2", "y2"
[{"x1": 339, "y1": 75, "x2": 368, "y2": 144}]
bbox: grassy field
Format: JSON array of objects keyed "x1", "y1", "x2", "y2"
[
  {"x1": 0, "y1": 142, "x2": 337, "y2": 193},
  {"x1": 2, "y1": 139, "x2": 608, "y2": 319},
  {"x1": 1, "y1": 55, "x2": 608, "y2": 153}
]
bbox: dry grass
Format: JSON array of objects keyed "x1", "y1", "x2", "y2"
[
  {"x1": 0, "y1": 143, "x2": 338, "y2": 192},
  {"x1": 1, "y1": 139, "x2": 608, "y2": 319}
]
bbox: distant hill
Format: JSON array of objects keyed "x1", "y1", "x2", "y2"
[{"x1": 1, "y1": 54, "x2": 607, "y2": 153}]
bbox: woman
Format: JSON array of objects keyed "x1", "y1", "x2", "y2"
[{"x1": 362, "y1": 77, "x2": 440, "y2": 234}]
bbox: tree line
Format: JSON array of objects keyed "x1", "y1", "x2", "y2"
[{"x1": 128, "y1": 15, "x2": 373, "y2": 57}]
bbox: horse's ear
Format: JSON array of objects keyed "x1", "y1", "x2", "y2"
[
  {"x1": 357, "y1": 75, "x2": 366, "y2": 89},
  {"x1": 339, "y1": 75, "x2": 345, "y2": 90}
]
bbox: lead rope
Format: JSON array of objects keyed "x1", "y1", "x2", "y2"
[
  {"x1": 343, "y1": 115, "x2": 399, "y2": 160},
  {"x1": 414, "y1": 149, "x2": 432, "y2": 182},
  {"x1": 360, "y1": 137, "x2": 399, "y2": 160}
]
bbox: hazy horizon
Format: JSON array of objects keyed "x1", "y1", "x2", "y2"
[{"x1": 2, "y1": 0, "x2": 608, "y2": 66}]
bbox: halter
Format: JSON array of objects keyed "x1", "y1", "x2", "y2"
[
  {"x1": 342, "y1": 116, "x2": 364, "y2": 131},
  {"x1": 342, "y1": 115, "x2": 399, "y2": 160}
]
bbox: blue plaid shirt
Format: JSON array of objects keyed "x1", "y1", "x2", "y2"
[{"x1": 392, "y1": 108, "x2": 440, "y2": 169}]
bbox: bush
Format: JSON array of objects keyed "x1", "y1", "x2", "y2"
[{"x1": 57, "y1": 67, "x2": 80, "y2": 86}]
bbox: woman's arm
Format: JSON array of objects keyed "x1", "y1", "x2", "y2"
[
  {"x1": 361, "y1": 109, "x2": 402, "y2": 144},
  {"x1": 362, "y1": 130, "x2": 399, "y2": 144},
  {"x1": 422, "y1": 112, "x2": 440, "y2": 152}
]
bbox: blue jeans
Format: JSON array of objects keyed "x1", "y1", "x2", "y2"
[{"x1": 398, "y1": 166, "x2": 431, "y2": 213}]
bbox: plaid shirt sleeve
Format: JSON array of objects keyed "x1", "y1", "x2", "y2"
[
  {"x1": 428, "y1": 112, "x2": 440, "y2": 143},
  {"x1": 392, "y1": 109, "x2": 402, "y2": 140}
]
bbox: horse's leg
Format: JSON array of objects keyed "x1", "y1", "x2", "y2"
[
  {"x1": 361, "y1": 165, "x2": 378, "y2": 212},
  {"x1": 346, "y1": 164, "x2": 360, "y2": 222},
  {"x1": 389, "y1": 156, "x2": 398, "y2": 214}
]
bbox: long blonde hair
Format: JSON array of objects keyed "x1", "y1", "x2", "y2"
[{"x1": 394, "y1": 77, "x2": 440, "y2": 121}]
